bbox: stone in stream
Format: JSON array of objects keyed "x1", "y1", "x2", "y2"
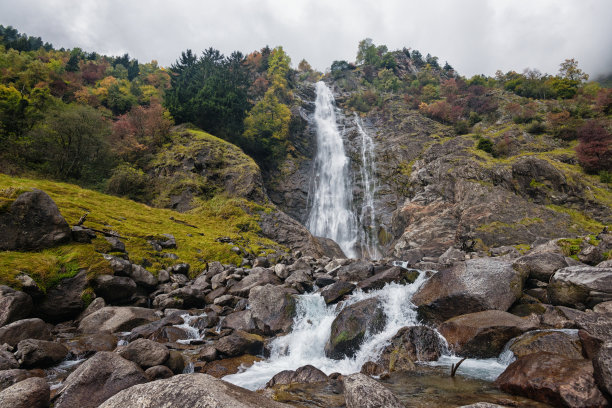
[
  {"x1": 0, "y1": 377, "x2": 50, "y2": 408},
  {"x1": 78, "y1": 306, "x2": 159, "y2": 333},
  {"x1": 53, "y1": 351, "x2": 147, "y2": 408},
  {"x1": 0, "y1": 369, "x2": 45, "y2": 392},
  {"x1": 98, "y1": 373, "x2": 291, "y2": 407},
  {"x1": 15, "y1": 339, "x2": 69, "y2": 368},
  {"x1": 506, "y1": 330, "x2": 584, "y2": 360},
  {"x1": 118, "y1": 338, "x2": 169, "y2": 369},
  {"x1": 248, "y1": 284, "x2": 297, "y2": 335},
  {"x1": 214, "y1": 330, "x2": 264, "y2": 357},
  {"x1": 343, "y1": 373, "x2": 405, "y2": 408},
  {"x1": 145, "y1": 365, "x2": 174, "y2": 381},
  {"x1": 325, "y1": 298, "x2": 386, "y2": 359},
  {"x1": 378, "y1": 326, "x2": 445, "y2": 372},
  {"x1": 266, "y1": 365, "x2": 328, "y2": 387},
  {"x1": 0, "y1": 350, "x2": 19, "y2": 370},
  {"x1": 494, "y1": 352, "x2": 607, "y2": 408},
  {"x1": 319, "y1": 281, "x2": 355, "y2": 304},
  {"x1": 439, "y1": 310, "x2": 539, "y2": 358},
  {"x1": 336, "y1": 260, "x2": 375, "y2": 282}
]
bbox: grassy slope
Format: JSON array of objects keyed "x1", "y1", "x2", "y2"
[{"x1": 0, "y1": 174, "x2": 280, "y2": 290}]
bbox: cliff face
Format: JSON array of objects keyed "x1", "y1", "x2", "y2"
[{"x1": 265, "y1": 81, "x2": 612, "y2": 259}]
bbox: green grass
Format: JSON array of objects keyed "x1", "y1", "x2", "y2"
[
  {"x1": 0, "y1": 173, "x2": 282, "y2": 289},
  {"x1": 546, "y1": 204, "x2": 605, "y2": 234}
]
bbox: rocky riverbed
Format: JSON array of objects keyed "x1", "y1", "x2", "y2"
[{"x1": 0, "y1": 189, "x2": 611, "y2": 407}]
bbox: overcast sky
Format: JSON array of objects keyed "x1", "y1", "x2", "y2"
[{"x1": 1, "y1": 0, "x2": 611, "y2": 78}]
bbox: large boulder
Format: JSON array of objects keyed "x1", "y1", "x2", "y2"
[
  {"x1": 78, "y1": 306, "x2": 159, "y2": 333},
  {"x1": 439, "y1": 310, "x2": 538, "y2": 358},
  {"x1": 0, "y1": 286, "x2": 32, "y2": 327},
  {"x1": 512, "y1": 252, "x2": 569, "y2": 282},
  {"x1": 228, "y1": 269, "x2": 281, "y2": 297},
  {"x1": 548, "y1": 266, "x2": 612, "y2": 309},
  {"x1": 248, "y1": 284, "x2": 296, "y2": 335},
  {"x1": 412, "y1": 258, "x2": 527, "y2": 323},
  {"x1": 126, "y1": 264, "x2": 158, "y2": 289},
  {"x1": 0, "y1": 318, "x2": 51, "y2": 347},
  {"x1": 54, "y1": 351, "x2": 147, "y2": 408},
  {"x1": 325, "y1": 298, "x2": 386, "y2": 359},
  {"x1": 343, "y1": 373, "x2": 405, "y2": 408},
  {"x1": 15, "y1": 339, "x2": 69, "y2": 368},
  {"x1": 593, "y1": 342, "x2": 612, "y2": 398},
  {"x1": 378, "y1": 326, "x2": 445, "y2": 372},
  {"x1": 0, "y1": 369, "x2": 44, "y2": 392},
  {"x1": 36, "y1": 270, "x2": 88, "y2": 322},
  {"x1": 98, "y1": 373, "x2": 290, "y2": 408},
  {"x1": 506, "y1": 330, "x2": 583, "y2": 360},
  {"x1": 0, "y1": 377, "x2": 49, "y2": 408},
  {"x1": 266, "y1": 365, "x2": 328, "y2": 387},
  {"x1": 495, "y1": 352, "x2": 607, "y2": 408},
  {"x1": 118, "y1": 338, "x2": 170, "y2": 369},
  {"x1": 221, "y1": 310, "x2": 259, "y2": 333},
  {"x1": 0, "y1": 189, "x2": 71, "y2": 250}
]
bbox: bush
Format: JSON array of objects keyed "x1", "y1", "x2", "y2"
[
  {"x1": 106, "y1": 164, "x2": 150, "y2": 201},
  {"x1": 575, "y1": 120, "x2": 612, "y2": 173},
  {"x1": 526, "y1": 121, "x2": 546, "y2": 134},
  {"x1": 454, "y1": 120, "x2": 470, "y2": 135},
  {"x1": 476, "y1": 138, "x2": 493, "y2": 153},
  {"x1": 600, "y1": 171, "x2": 612, "y2": 184}
]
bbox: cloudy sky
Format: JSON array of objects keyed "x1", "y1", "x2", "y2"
[{"x1": 2, "y1": 0, "x2": 611, "y2": 78}]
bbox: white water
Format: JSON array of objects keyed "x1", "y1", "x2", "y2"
[
  {"x1": 224, "y1": 271, "x2": 431, "y2": 390},
  {"x1": 307, "y1": 81, "x2": 359, "y2": 258},
  {"x1": 355, "y1": 115, "x2": 381, "y2": 259}
]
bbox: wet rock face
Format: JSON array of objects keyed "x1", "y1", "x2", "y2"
[
  {"x1": 54, "y1": 351, "x2": 147, "y2": 408},
  {"x1": 0, "y1": 377, "x2": 50, "y2": 408},
  {"x1": 325, "y1": 298, "x2": 386, "y2": 359},
  {"x1": 320, "y1": 281, "x2": 356, "y2": 304},
  {"x1": 494, "y1": 352, "x2": 608, "y2": 408},
  {"x1": 0, "y1": 286, "x2": 33, "y2": 327},
  {"x1": 0, "y1": 189, "x2": 71, "y2": 250},
  {"x1": 98, "y1": 373, "x2": 291, "y2": 408},
  {"x1": 343, "y1": 373, "x2": 405, "y2": 408},
  {"x1": 439, "y1": 310, "x2": 539, "y2": 358},
  {"x1": 548, "y1": 266, "x2": 612, "y2": 309},
  {"x1": 378, "y1": 326, "x2": 445, "y2": 372},
  {"x1": 412, "y1": 258, "x2": 527, "y2": 323},
  {"x1": 507, "y1": 330, "x2": 584, "y2": 360}
]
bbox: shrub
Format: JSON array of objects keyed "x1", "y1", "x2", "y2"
[
  {"x1": 476, "y1": 138, "x2": 493, "y2": 153},
  {"x1": 527, "y1": 121, "x2": 546, "y2": 134},
  {"x1": 600, "y1": 171, "x2": 612, "y2": 184},
  {"x1": 106, "y1": 164, "x2": 150, "y2": 202},
  {"x1": 454, "y1": 120, "x2": 470, "y2": 135},
  {"x1": 575, "y1": 120, "x2": 612, "y2": 173}
]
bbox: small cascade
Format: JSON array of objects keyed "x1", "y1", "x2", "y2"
[
  {"x1": 355, "y1": 114, "x2": 381, "y2": 259},
  {"x1": 224, "y1": 271, "x2": 430, "y2": 390},
  {"x1": 307, "y1": 81, "x2": 359, "y2": 258}
]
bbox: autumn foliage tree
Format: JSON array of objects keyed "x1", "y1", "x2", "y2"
[{"x1": 575, "y1": 120, "x2": 612, "y2": 173}]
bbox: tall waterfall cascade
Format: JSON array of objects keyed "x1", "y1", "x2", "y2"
[
  {"x1": 355, "y1": 115, "x2": 381, "y2": 259},
  {"x1": 306, "y1": 81, "x2": 359, "y2": 258}
]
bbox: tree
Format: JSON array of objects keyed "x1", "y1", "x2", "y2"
[
  {"x1": 575, "y1": 120, "x2": 612, "y2": 173},
  {"x1": 559, "y1": 58, "x2": 589, "y2": 83},
  {"x1": 298, "y1": 59, "x2": 311, "y2": 72},
  {"x1": 356, "y1": 38, "x2": 380, "y2": 66}
]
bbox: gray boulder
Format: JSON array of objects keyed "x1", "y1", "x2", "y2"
[
  {"x1": 54, "y1": 351, "x2": 147, "y2": 408},
  {"x1": 593, "y1": 342, "x2": 612, "y2": 398},
  {"x1": 215, "y1": 330, "x2": 264, "y2": 357},
  {"x1": 325, "y1": 298, "x2": 386, "y2": 359},
  {"x1": 249, "y1": 284, "x2": 296, "y2": 335},
  {"x1": 91, "y1": 275, "x2": 137, "y2": 304},
  {"x1": 266, "y1": 365, "x2": 328, "y2": 387},
  {"x1": 412, "y1": 258, "x2": 527, "y2": 322},
  {"x1": 320, "y1": 281, "x2": 355, "y2": 304},
  {"x1": 378, "y1": 326, "x2": 445, "y2": 372},
  {"x1": 0, "y1": 377, "x2": 49, "y2": 408},
  {"x1": 228, "y1": 269, "x2": 281, "y2": 297},
  {"x1": 0, "y1": 318, "x2": 51, "y2": 347},
  {"x1": 343, "y1": 373, "x2": 405, "y2": 408},
  {"x1": 0, "y1": 189, "x2": 71, "y2": 250},
  {"x1": 357, "y1": 266, "x2": 419, "y2": 292},
  {"x1": 0, "y1": 350, "x2": 18, "y2": 370},
  {"x1": 0, "y1": 369, "x2": 44, "y2": 392},
  {"x1": 512, "y1": 252, "x2": 569, "y2": 282},
  {"x1": 548, "y1": 266, "x2": 612, "y2": 309},
  {"x1": 15, "y1": 339, "x2": 68, "y2": 368},
  {"x1": 337, "y1": 260, "x2": 374, "y2": 282},
  {"x1": 98, "y1": 373, "x2": 290, "y2": 408},
  {"x1": 78, "y1": 306, "x2": 159, "y2": 333},
  {"x1": 0, "y1": 286, "x2": 32, "y2": 327},
  {"x1": 127, "y1": 264, "x2": 158, "y2": 289}
]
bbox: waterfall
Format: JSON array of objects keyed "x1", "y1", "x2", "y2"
[
  {"x1": 307, "y1": 81, "x2": 359, "y2": 258},
  {"x1": 355, "y1": 115, "x2": 381, "y2": 259}
]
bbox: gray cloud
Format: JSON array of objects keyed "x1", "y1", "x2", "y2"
[{"x1": 1, "y1": 0, "x2": 611, "y2": 77}]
